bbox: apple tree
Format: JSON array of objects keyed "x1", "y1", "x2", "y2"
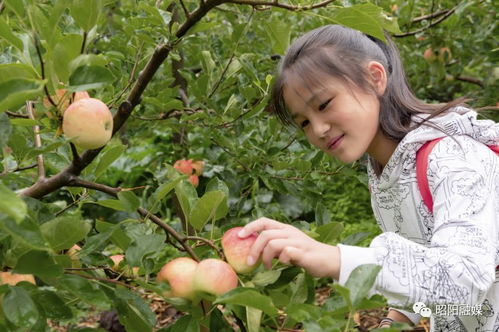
[{"x1": 0, "y1": 0, "x2": 495, "y2": 331}]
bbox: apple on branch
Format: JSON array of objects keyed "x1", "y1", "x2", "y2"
[
  {"x1": 109, "y1": 254, "x2": 139, "y2": 278},
  {"x1": 0, "y1": 271, "x2": 36, "y2": 286},
  {"x1": 173, "y1": 159, "x2": 204, "y2": 187},
  {"x1": 157, "y1": 257, "x2": 199, "y2": 300},
  {"x1": 62, "y1": 97, "x2": 113, "y2": 150},
  {"x1": 222, "y1": 227, "x2": 261, "y2": 274},
  {"x1": 192, "y1": 258, "x2": 238, "y2": 296}
]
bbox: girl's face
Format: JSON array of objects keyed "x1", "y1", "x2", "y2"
[{"x1": 283, "y1": 63, "x2": 395, "y2": 165}]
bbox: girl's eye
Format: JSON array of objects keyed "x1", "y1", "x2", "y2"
[
  {"x1": 300, "y1": 120, "x2": 309, "y2": 128},
  {"x1": 318, "y1": 99, "x2": 331, "y2": 111}
]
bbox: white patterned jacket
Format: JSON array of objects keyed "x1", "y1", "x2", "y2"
[{"x1": 335, "y1": 107, "x2": 499, "y2": 332}]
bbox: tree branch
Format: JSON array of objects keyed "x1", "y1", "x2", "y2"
[
  {"x1": 65, "y1": 177, "x2": 200, "y2": 262},
  {"x1": 26, "y1": 101, "x2": 45, "y2": 179},
  {"x1": 456, "y1": 75, "x2": 484, "y2": 88},
  {"x1": 34, "y1": 34, "x2": 57, "y2": 108},
  {"x1": 225, "y1": 0, "x2": 335, "y2": 11},
  {"x1": 394, "y1": 5, "x2": 457, "y2": 37},
  {"x1": 411, "y1": 9, "x2": 450, "y2": 23}
]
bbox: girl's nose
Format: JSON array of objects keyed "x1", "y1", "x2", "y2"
[{"x1": 311, "y1": 120, "x2": 329, "y2": 138}]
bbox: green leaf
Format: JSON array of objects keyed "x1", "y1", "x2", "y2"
[
  {"x1": 174, "y1": 180, "x2": 198, "y2": 222},
  {"x1": 0, "y1": 63, "x2": 37, "y2": 84},
  {"x1": 188, "y1": 191, "x2": 225, "y2": 231},
  {"x1": 205, "y1": 178, "x2": 229, "y2": 220},
  {"x1": 159, "y1": 315, "x2": 199, "y2": 332},
  {"x1": 0, "y1": 17, "x2": 23, "y2": 50},
  {"x1": 95, "y1": 144, "x2": 126, "y2": 178},
  {"x1": 246, "y1": 306, "x2": 262, "y2": 332},
  {"x1": 0, "y1": 79, "x2": 45, "y2": 113},
  {"x1": 0, "y1": 113, "x2": 12, "y2": 149},
  {"x1": 316, "y1": 222, "x2": 344, "y2": 244},
  {"x1": 95, "y1": 221, "x2": 131, "y2": 251},
  {"x1": 315, "y1": 202, "x2": 331, "y2": 226},
  {"x1": 125, "y1": 233, "x2": 165, "y2": 267},
  {"x1": 215, "y1": 288, "x2": 278, "y2": 317},
  {"x1": 31, "y1": 289, "x2": 73, "y2": 319},
  {"x1": 0, "y1": 217, "x2": 49, "y2": 250},
  {"x1": 52, "y1": 34, "x2": 84, "y2": 83},
  {"x1": 113, "y1": 288, "x2": 156, "y2": 332},
  {"x1": 252, "y1": 270, "x2": 281, "y2": 287},
  {"x1": 209, "y1": 308, "x2": 232, "y2": 332},
  {"x1": 90, "y1": 199, "x2": 128, "y2": 211},
  {"x1": 4, "y1": 0, "x2": 25, "y2": 17},
  {"x1": 150, "y1": 177, "x2": 184, "y2": 208},
  {"x1": 70, "y1": 0, "x2": 103, "y2": 31},
  {"x1": 78, "y1": 223, "x2": 119, "y2": 257},
  {"x1": 68, "y1": 65, "x2": 115, "y2": 91},
  {"x1": 345, "y1": 264, "x2": 381, "y2": 308},
  {"x1": 0, "y1": 181, "x2": 27, "y2": 223},
  {"x1": 57, "y1": 274, "x2": 109, "y2": 308},
  {"x1": 40, "y1": 216, "x2": 92, "y2": 251},
  {"x1": 327, "y1": 4, "x2": 387, "y2": 42},
  {"x1": 3, "y1": 286, "x2": 39, "y2": 328},
  {"x1": 117, "y1": 191, "x2": 140, "y2": 213},
  {"x1": 13, "y1": 250, "x2": 63, "y2": 279},
  {"x1": 265, "y1": 19, "x2": 291, "y2": 55}
]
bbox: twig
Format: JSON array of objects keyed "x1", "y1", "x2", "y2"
[
  {"x1": 226, "y1": 0, "x2": 335, "y2": 11},
  {"x1": 411, "y1": 9, "x2": 449, "y2": 23},
  {"x1": 33, "y1": 34, "x2": 57, "y2": 108},
  {"x1": 70, "y1": 143, "x2": 81, "y2": 165},
  {"x1": 5, "y1": 111, "x2": 29, "y2": 118},
  {"x1": 456, "y1": 75, "x2": 484, "y2": 88},
  {"x1": 185, "y1": 236, "x2": 224, "y2": 259},
  {"x1": 55, "y1": 191, "x2": 89, "y2": 216},
  {"x1": 179, "y1": 0, "x2": 191, "y2": 18},
  {"x1": 80, "y1": 31, "x2": 87, "y2": 54},
  {"x1": 65, "y1": 271, "x2": 137, "y2": 290},
  {"x1": 26, "y1": 101, "x2": 45, "y2": 179},
  {"x1": 394, "y1": 5, "x2": 458, "y2": 37}
]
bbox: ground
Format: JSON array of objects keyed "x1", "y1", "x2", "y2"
[{"x1": 47, "y1": 286, "x2": 430, "y2": 331}]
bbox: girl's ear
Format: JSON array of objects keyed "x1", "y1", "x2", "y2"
[{"x1": 367, "y1": 61, "x2": 387, "y2": 95}]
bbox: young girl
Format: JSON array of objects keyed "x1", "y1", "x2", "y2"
[{"x1": 237, "y1": 25, "x2": 499, "y2": 331}]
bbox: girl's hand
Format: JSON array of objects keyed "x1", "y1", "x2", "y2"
[{"x1": 238, "y1": 217, "x2": 340, "y2": 279}]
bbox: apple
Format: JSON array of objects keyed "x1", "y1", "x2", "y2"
[
  {"x1": 157, "y1": 257, "x2": 198, "y2": 300},
  {"x1": 193, "y1": 259, "x2": 238, "y2": 296},
  {"x1": 110, "y1": 254, "x2": 139, "y2": 278},
  {"x1": 0, "y1": 272, "x2": 35, "y2": 286},
  {"x1": 62, "y1": 98, "x2": 113, "y2": 150},
  {"x1": 190, "y1": 160, "x2": 204, "y2": 176},
  {"x1": 43, "y1": 89, "x2": 90, "y2": 110},
  {"x1": 173, "y1": 159, "x2": 194, "y2": 175},
  {"x1": 222, "y1": 227, "x2": 261, "y2": 274},
  {"x1": 423, "y1": 48, "x2": 436, "y2": 63},
  {"x1": 189, "y1": 174, "x2": 199, "y2": 187},
  {"x1": 66, "y1": 244, "x2": 82, "y2": 268},
  {"x1": 438, "y1": 47, "x2": 452, "y2": 63}
]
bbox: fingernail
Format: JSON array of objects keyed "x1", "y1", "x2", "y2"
[
  {"x1": 238, "y1": 229, "x2": 246, "y2": 238},
  {"x1": 247, "y1": 256, "x2": 254, "y2": 266}
]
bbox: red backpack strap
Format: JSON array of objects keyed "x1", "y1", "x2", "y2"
[
  {"x1": 416, "y1": 138, "x2": 445, "y2": 214},
  {"x1": 490, "y1": 145, "x2": 499, "y2": 155}
]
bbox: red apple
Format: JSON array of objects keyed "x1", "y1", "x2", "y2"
[
  {"x1": 0, "y1": 272, "x2": 35, "y2": 285},
  {"x1": 173, "y1": 159, "x2": 194, "y2": 175},
  {"x1": 189, "y1": 174, "x2": 199, "y2": 187},
  {"x1": 423, "y1": 48, "x2": 436, "y2": 63},
  {"x1": 190, "y1": 160, "x2": 204, "y2": 176},
  {"x1": 157, "y1": 257, "x2": 198, "y2": 300},
  {"x1": 62, "y1": 98, "x2": 113, "y2": 149},
  {"x1": 193, "y1": 258, "x2": 238, "y2": 296},
  {"x1": 222, "y1": 227, "x2": 261, "y2": 274}
]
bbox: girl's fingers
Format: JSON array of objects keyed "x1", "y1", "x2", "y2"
[
  {"x1": 261, "y1": 239, "x2": 289, "y2": 269},
  {"x1": 278, "y1": 246, "x2": 303, "y2": 266},
  {"x1": 238, "y1": 217, "x2": 287, "y2": 238},
  {"x1": 247, "y1": 229, "x2": 290, "y2": 266}
]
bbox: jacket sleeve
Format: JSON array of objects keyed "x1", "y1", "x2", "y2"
[{"x1": 336, "y1": 136, "x2": 497, "y2": 310}]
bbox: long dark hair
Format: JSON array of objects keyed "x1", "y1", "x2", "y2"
[{"x1": 268, "y1": 24, "x2": 465, "y2": 142}]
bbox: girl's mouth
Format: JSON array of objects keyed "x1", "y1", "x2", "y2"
[{"x1": 328, "y1": 134, "x2": 345, "y2": 150}]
